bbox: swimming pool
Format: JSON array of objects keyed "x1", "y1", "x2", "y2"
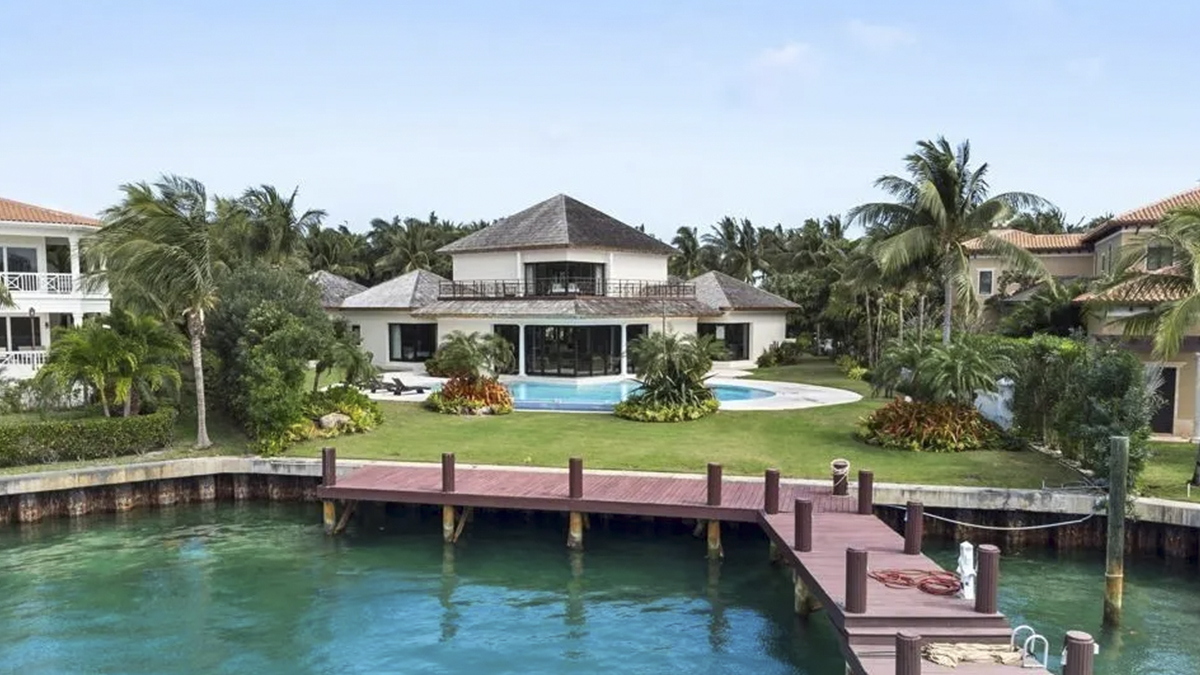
[{"x1": 505, "y1": 379, "x2": 774, "y2": 411}]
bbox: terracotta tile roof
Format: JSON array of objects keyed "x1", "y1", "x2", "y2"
[
  {"x1": 962, "y1": 229, "x2": 1088, "y2": 253},
  {"x1": 1081, "y1": 185, "x2": 1200, "y2": 243},
  {"x1": 1075, "y1": 264, "x2": 1189, "y2": 304},
  {"x1": 0, "y1": 197, "x2": 100, "y2": 226}
]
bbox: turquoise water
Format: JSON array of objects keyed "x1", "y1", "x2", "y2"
[
  {"x1": 505, "y1": 380, "x2": 774, "y2": 411},
  {"x1": 0, "y1": 505, "x2": 841, "y2": 674},
  {"x1": 3, "y1": 505, "x2": 1199, "y2": 674}
]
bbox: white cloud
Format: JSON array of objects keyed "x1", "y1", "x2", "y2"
[
  {"x1": 845, "y1": 19, "x2": 916, "y2": 52},
  {"x1": 752, "y1": 42, "x2": 820, "y2": 76},
  {"x1": 1065, "y1": 57, "x2": 1105, "y2": 83}
]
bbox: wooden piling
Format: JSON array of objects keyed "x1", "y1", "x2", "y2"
[
  {"x1": 895, "y1": 631, "x2": 922, "y2": 675},
  {"x1": 707, "y1": 462, "x2": 722, "y2": 506},
  {"x1": 857, "y1": 470, "x2": 874, "y2": 515},
  {"x1": 322, "y1": 500, "x2": 336, "y2": 535},
  {"x1": 442, "y1": 452, "x2": 455, "y2": 492},
  {"x1": 1063, "y1": 630, "x2": 1096, "y2": 675},
  {"x1": 321, "y1": 446, "x2": 337, "y2": 486},
  {"x1": 569, "y1": 457, "x2": 583, "y2": 499},
  {"x1": 443, "y1": 505, "x2": 456, "y2": 543},
  {"x1": 568, "y1": 511, "x2": 584, "y2": 550},
  {"x1": 707, "y1": 520, "x2": 722, "y2": 559},
  {"x1": 1104, "y1": 436, "x2": 1128, "y2": 627},
  {"x1": 795, "y1": 498, "x2": 812, "y2": 552},
  {"x1": 904, "y1": 501, "x2": 923, "y2": 555},
  {"x1": 975, "y1": 544, "x2": 1000, "y2": 614},
  {"x1": 764, "y1": 468, "x2": 780, "y2": 514},
  {"x1": 845, "y1": 548, "x2": 868, "y2": 613}
]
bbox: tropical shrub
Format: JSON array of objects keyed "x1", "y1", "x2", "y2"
[
  {"x1": 834, "y1": 354, "x2": 860, "y2": 376},
  {"x1": 846, "y1": 366, "x2": 869, "y2": 381},
  {"x1": 858, "y1": 398, "x2": 1002, "y2": 453},
  {"x1": 0, "y1": 375, "x2": 77, "y2": 416},
  {"x1": 871, "y1": 335, "x2": 1015, "y2": 404},
  {"x1": 0, "y1": 407, "x2": 177, "y2": 467},
  {"x1": 618, "y1": 332, "x2": 720, "y2": 422},
  {"x1": 423, "y1": 331, "x2": 515, "y2": 415},
  {"x1": 755, "y1": 339, "x2": 809, "y2": 368}
]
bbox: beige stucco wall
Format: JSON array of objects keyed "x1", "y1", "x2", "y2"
[{"x1": 968, "y1": 253, "x2": 1094, "y2": 298}]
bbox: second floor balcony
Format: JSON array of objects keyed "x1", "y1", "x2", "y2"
[
  {"x1": 438, "y1": 278, "x2": 696, "y2": 301},
  {"x1": 4, "y1": 272, "x2": 85, "y2": 295}
]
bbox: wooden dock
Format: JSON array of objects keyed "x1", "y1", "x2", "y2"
[{"x1": 316, "y1": 451, "x2": 1081, "y2": 675}]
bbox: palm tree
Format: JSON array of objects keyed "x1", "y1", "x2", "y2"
[
  {"x1": 104, "y1": 309, "x2": 187, "y2": 416},
  {"x1": 1093, "y1": 205, "x2": 1200, "y2": 485},
  {"x1": 703, "y1": 216, "x2": 766, "y2": 282},
  {"x1": 434, "y1": 331, "x2": 515, "y2": 382},
  {"x1": 306, "y1": 223, "x2": 370, "y2": 281},
  {"x1": 848, "y1": 138, "x2": 1051, "y2": 344},
  {"x1": 87, "y1": 175, "x2": 223, "y2": 447},
  {"x1": 38, "y1": 321, "x2": 130, "y2": 417},
  {"x1": 238, "y1": 185, "x2": 326, "y2": 267},
  {"x1": 669, "y1": 226, "x2": 712, "y2": 278},
  {"x1": 626, "y1": 332, "x2": 721, "y2": 407},
  {"x1": 372, "y1": 214, "x2": 449, "y2": 277}
]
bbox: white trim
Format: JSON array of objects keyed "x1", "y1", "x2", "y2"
[{"x1": 976, "y1": 268, "x2": 996, "y2": 297}]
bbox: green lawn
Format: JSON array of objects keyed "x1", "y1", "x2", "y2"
[
  {"x1": 284, "y1": 359, "x2": 1081, "y2": 490},
  {"x1": 1142, "y1": 441, "x2": 1200, "y2": 503}
]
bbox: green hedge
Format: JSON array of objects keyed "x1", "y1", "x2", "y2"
[{"x1": 0, "y1": 408, "x2": 177, "y2": 468}]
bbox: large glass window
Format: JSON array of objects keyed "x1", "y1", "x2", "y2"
[
  {"x1": 2, "y1": 247, "x2": 40, "y2": 292},
  {"x1": 524, "y1": 325, "x2": 621, "y2": 376},
  {"x1": 388, "y1": 323, "x2": 438, "y2": 362},
  {"x1": 493, "y1": 324, "x2": 520, "y2": 374},
  {"x1": 1146, "y1": 245, "x2": 1174, "y2": 271},
  {"x1": 524, "y1": 262, "x2": 606, "y2": 296},
  {"x1": 625, "y1": 324, "x2": 649, "y2": 373},
  {"x1": 977, "y1": 269, "x2": 994, "y2": 296},
  {"x1": 8, "y1": 317, "x2": 42, "y2": 350},
  {"x1": 698, "y1": 323, "x2": 749, "y2": 360}
]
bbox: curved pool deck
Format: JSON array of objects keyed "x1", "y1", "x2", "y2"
[{"x1": 360, "y1": 372, "x2": 862, "y2": 412}]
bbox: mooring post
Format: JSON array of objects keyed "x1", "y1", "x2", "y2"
[
  {"x1": 975, "y1": 544, "x2": 1000, "y2": 614},
  {"x1": 831, "y1": 459, "x2": 849, "y2": 496},
  {"x1": 707, "y1": 462, "x2": 723, "y2": 506},
  {"x1": 764, "y1": 468, "x2": 780, "y2": 514},
  {"x1": 321, "y1": 446, "x2": 337, "y2": 487},
  {"x1": 569, "y1": 457, "x2": 583, "y2": 499},
  {"x1": 442, "y1": 452, "x2": 455, "y2": 492},
  {"x1": 845, "y1": 548, "x2": 868, "y2": 613},
  {"x1": 794, "y1": 498, "x2": 813, "y2": 551},
  {"x1": 857, "y1": 470, "x2": 874, "y2": 515},
  {"x1": 321, "y1": 446, "x2": 337, "y2": 535},
  {"x1": 1063, "y1": 630, "x2": 1096, "y2": 675},
  {"x1": 895, "y1": 631, "x2": 922, "y2": 675},
  {"x1": 1104, "y1": 436, "x2": 1129, "y2": 627},
  {"x1": 706, "y1": 519, "x2": 722, "y2": 559},
  {"x1": 568, "y1": 457, "x2": 584, "y2": 549},
  {"x1": 904, "y1": 501, "x2": 924, "y2": 555}
]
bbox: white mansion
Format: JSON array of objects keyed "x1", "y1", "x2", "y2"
[
  {"x1": 0, "y1": 198, "x2": 112, "y2": 378},
  {"x1": 324, "y1": 194, "x2": 797, "y2": 376}
]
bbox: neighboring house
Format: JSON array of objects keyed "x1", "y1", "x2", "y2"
[
  {"x1": 0, "y1": 197, "x2": 112, "y2": 378},
  {"x1": 966, "y1": 185, "x2": 1200, "y2": 437},
  {"x1": 331, "y1": 194, "x2": 797, "y2": 375}
]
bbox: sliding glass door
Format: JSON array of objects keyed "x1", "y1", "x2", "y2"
[{"x1": 523, "y1": 325, "x2": 621, "y2": 376}]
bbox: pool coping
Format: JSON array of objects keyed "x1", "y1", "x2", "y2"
[{"x1": 361, "y1": 374, "x2": 862, "y2": 412}]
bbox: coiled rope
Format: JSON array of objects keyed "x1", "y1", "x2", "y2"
[
  {"x1": 869, "y1": 568, "x2": 962, "y2": 596},
  {"x1": 830, "y1": 458, "x2": 850, "y2": 492}
]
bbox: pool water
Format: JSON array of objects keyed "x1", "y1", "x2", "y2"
[{"x1": 505, "y1": 379, "x2": 774, "y2": 411}]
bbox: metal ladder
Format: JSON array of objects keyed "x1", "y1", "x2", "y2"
[{"x1": 1011, "y1": 625, "x2": 1049, "y2": 669}]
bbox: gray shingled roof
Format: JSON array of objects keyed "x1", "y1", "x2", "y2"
[
  {"x1": 340, "y1": 269, "x2": 448, "y2": 309},
  {"x1": 690, "y1": 271, "x2": 799, "y2": 311},
  {"x1": 439, "y1": 194, "x2": 676, "y2": 255},
  {"x1": 412, "y1": 297, "x2": 720, "y2": 318},
  {"x1": 308, "y1": 270, "x2": 367, "y2": 308}
]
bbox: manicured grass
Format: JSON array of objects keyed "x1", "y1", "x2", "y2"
[
  {"x1": 1142, "y1": 442, "x2": 1200, "y2": 503},
  {"x1": 285, "y1": 359, "x2": 1081, "y2": 489}
]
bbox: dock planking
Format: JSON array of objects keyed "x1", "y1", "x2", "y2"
[{"x1": 318, "y1": 456, "x2": 1058, "y2": 675}]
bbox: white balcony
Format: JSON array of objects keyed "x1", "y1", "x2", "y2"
[
  {"x1": 4, "y1": 272, "x2": 79, "y2": 295},
  {"x1": 0, "y1": 349, "x2": 47, "y2": 377}
]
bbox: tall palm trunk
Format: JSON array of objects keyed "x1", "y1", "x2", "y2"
[
  {"x1": 188, "y1": 309, "x2": 212, "y2": 448},
  {"x1": 875, "y1": 296, "x2": 885, "y2": 365},
  {"x1": 1191, "y1": 444, "x2": 1200, "y2": 486},
  {"x1": 942, "y1": 278, "x2": 954, "y2": 345},
  {"x1": 863, "y1": 294, "x2": 873, "y2": 367},
  {"x1": 897, "y1": 295, "x2": 904, "y2": 341},
  {"x1": 917, "y1": 294, "x2": 926, "y2": 345}
]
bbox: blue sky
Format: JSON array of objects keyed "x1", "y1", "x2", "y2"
[{"x1": 2, "y1": 0, "x2": 1197, "y2": 239}]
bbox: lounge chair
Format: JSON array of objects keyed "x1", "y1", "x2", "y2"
[{"x1": 390, "y1": 378, "x2": 428, "y2": 395}]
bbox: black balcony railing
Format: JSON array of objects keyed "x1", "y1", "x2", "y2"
[{"x1": 438, "y1": 277, "x2": 695, "y2": 300}]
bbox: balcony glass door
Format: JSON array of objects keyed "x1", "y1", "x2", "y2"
[
  {"x1": 523, "y1": 262, "x2": 605, "y2": 296},
  {"x1": 3, "y1": 247, "x2": 39, "y2": 292}
]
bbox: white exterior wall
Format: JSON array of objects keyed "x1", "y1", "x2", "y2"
[
  {"x1": 337, "y1": 309, "x2": 431, "y2": 370},
  {"x1": 451, "y1": 248, "x2": 669, "y2": 281},
  {"x1": 434, "y1": 318, "x2": 496, "y2": 336},
  {"x1": 451, "y1": 251, "x2": 520, "y2": 281},
  {"x1": 699, "y1": 311, "x2": 787, "y2": 360},
  {"x1": 606, "y1": 251, "x2": 668, "y2": 281}
]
